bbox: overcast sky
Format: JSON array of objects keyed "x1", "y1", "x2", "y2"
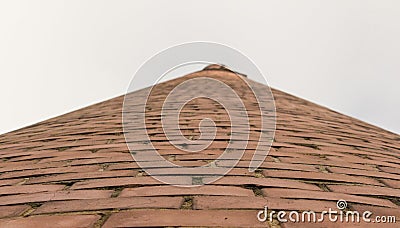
[{"x1": 1, "y1": 1, "x2": 399, "y2": 134}]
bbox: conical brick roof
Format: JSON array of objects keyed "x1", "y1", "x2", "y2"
[{"x1": 0, "y1": 67, "x2": 399, "y2": 227}]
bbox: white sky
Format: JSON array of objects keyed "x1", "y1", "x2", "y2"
[{"x1": 1, "y1": 1, "x2": 399, "y2": 134}]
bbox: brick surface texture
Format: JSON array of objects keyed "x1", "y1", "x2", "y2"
[{"x1": 0, "y1": 66, "x2": 399, "y2": 227}]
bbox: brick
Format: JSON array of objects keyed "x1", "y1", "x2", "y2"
[
  {"x1": 119, "y1": 185, "x2": 254, "y2": 197},
  {"x1": 0, "y1": 160, "x2": 38, "y2": 171},
  {"x1": 328, "y1": 185, "x2": 400, "y2": 198},
  {"x1": 0, "y1": 179, "x2": 22, "y2": 187},
  {"x1": 70, "y1": 177, "x2": 161, "y2": 190},
  {"x1": 262, "y1": 188, "x2": 397, "y2": 208},
  {"x1": 0, "y1": 150, "x2": 38, "y2": 160},
  {"x1": 0, "y1": 205, "x2": 30, "y2": 218},
  {"x1": 210, "y1": 176, "x2": 321, "y2": 191},
  {"x1": 263, "y1": 170, "x2": 382, "y2": 186},
  {"x1": 327, "y1": 166, "x2": 400, "y2": 180},
  {"x1": 34, "y1": 196, "x2": 183, "y2": 214},
  {"x1": 103, "y1": 209, "x2": 268, "y2": 227},
  {"x1": 5, "y1": 151, "x2": 82, "y2": 162},
  {"x1": 0, "y1": 165, "x2": 99, "y2": 179},
  {"x1": 146, "y1": 167, "x2": 254, "y2": 176},
  {"x1": 279, "y1": 157, "x2": 377, "y2": 171},
  {"x1": 381, "y1": 179, "x2": 400, "y2": 189},
  {"x1": 67, "y1": 155, "x2": 132, "y2": 166},
  {"x1": 328, "y1": 155, "x2": 400, "y2": 170},
  {"x1": 261, "y1": 161, "x2": 318, "y2": 172},
  {"x1": 0, "y1": 184, "x2": 64, "y2": 195},
  {"x1": 0, "y1": 160, "x2": 67, "y2": 173},
  {"x1": 26, "y1": 170, "x2": 136, "y2": 184},
  {"x1": 37, "y1": 151, "x2": 129, "y2": 164},
  {"x1": 0, "y1": 190, "x2": 113, "y2": 205},
  {"x1": 194, "y1": 196, "x2": 337, "y2": 212},
  {"x1": 379, "y1": 166, "x2": 400, "y2": 175},
  {"x1": 0, "y1": 214, "x2": 100, "y2": 228},
  {"x1": 107, "y1": 162, "x2": 137, "y2": 170}
]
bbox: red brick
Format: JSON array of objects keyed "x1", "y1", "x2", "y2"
[
  {"x1": 4, "y1": 151, "x2": 76, "y2": 162},
  {"x1": 261, "y1": 161, "x2": 318, "y2": 172},
  {"x1": 328, "y1": 185, "x2": 400, "y2": 198},
  {"x1": 0, "y1": 205, "x2": 30, "y2": 218},
  {"x1": 119, "y1": 185, "x2": 254, "y2": 197},
  {"x1": 381, "y1": 179, "x2": 400, "y2": 189},
  {"x1": 37, "y1": 151, "x2": 129, "y2": 164},
  {"x1": 34, "y1": 196, "x2": 183, "y2": 214},
  {"x1": 107, "y1": 162, "x2": 137, "y2": 170},
  {"x1": 0, "y1": 214, "x2": 100, "y2": 228},
  {"x1": 0, "y1": 179, "x2": 22, "y2": 187},
  {"x1": 103, "y1": 209, "x2": 268, "y2": 227},
  {"x1": 263, "y1": 170, "x2": 382, "y2": 186},
  {"x1": 146, "y1": 167, "x2": 254, "y2": 176},
  {"x1": 26, "y1": 170, "x2": 136, "y2": 184},
  {"x1": 262, "y1": 188, "x2": 397, "y2": 208},
  {"x1": 67, "y1": 155, "x2": 132, "y2": 166},
  {"x1": 0, "y1": 160, "x2": 67, "y2": 173},
  {"x1": 194, "y1": 196, "x2": 337, "y2": 212},
  {"x1": 0, "y1": 190, "x2": 113, "y2": 205},
  {"x1": 328, "y1": 155, "x2": 400, "y2": 170},
  {"x1": 210, "y1": 176, "x2": 321, "y2": 191},
  {"x1": 0, "y1": 165, "x2": 99, "y2": 179},
  {"x1": 0, "y1": 150, "x2": 37, "y2": 160},
  {"x1": 279, "y1": 157, "x2": 377, "y2": 171},
  {"x1": 0, "y1": 184, "x2": 64, "y2": 195},
  {"x1": 327, "y1": 166, "x2": 400, "y2": 180},
  {"x1": 379, "y1": 166, "x2": 400, "y2": 175},
  {"x1": 70, "y1": 176, "x2": 161, "y2": 190}
]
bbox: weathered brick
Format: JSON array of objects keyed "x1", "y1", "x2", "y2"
[
  {"x1": 103, "y1": 209, "x2": 268, "y2": 227},
  {"x1": 0, "y1": 205, "x2": 30, "y2": 218},
  {"x1": 327, "y1": 166, "x2": 400, "y2": 180},
  {"x1": 379, "y1": 166, "x2": 400, "y2": 175},
  {"x1": 0, "y1": 214, "x2": 100, "y2": 227},
  {"x1": 261, "y1": 161, "x2": 318, "y2": 172},
  {"x1": 0, "y1": 184, "x2": 64, "y2": 195},
  {"x1": 34, "y1": 196, "x2": 183, "y2": 214},
  {"x1": 0, "y1": 179, "x2": 22, "y2": 187},
  {"x1": 210, "y1": 176, "x2": 321, "y2": 191},
  {"x1": 70, "y1": 177, "x2": 161, "y2": 190},
  {"x1": 328, "y1": 185, "x2": 400, "y2": 198},
  {"x1": 0, "y1": 190, "x2": 113, "y2": 205},
  {"x1": 26, "y1": 170, "x2": 136, "y2": 184},
  {"x1": 381, "y1": 179, "x2": 400, "y2": 189},
  {"x1": 0, "y1": 165, "x2": 99, "y2": 179},
  {"x1": 262, "y1": 188, "x2": 397, "y2": 208},
  {"x1": 119, "y1": 185, "x2": 254, "y2": 197},
  {"x1": 194, "y1": 196, "x2": 337, "y2": 212},
  {"x1": 263, "y1": 170, "x2": 382, "y2": 186}
]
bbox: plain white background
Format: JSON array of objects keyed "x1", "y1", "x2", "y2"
[{"x1": 0, "y1": 1, "x2": 399, "y2": 134}]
